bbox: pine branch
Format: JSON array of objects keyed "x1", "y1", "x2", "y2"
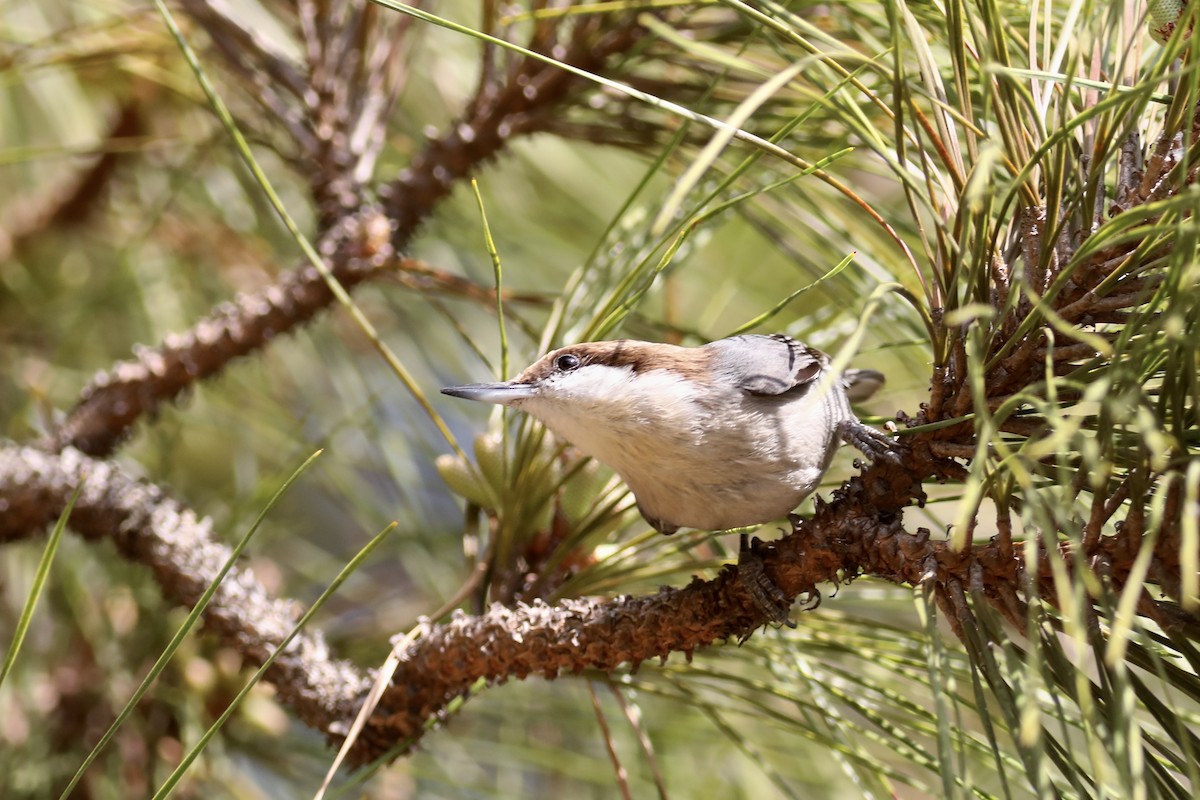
[
  {"x1": 0, "y1": 445, "x2": 370, "y2": 736},
  {"x1": 44, "y1": 9, "x2": 646, "y2": 457},
  {"x1": 0, "y1": 101, "x2": 143, "y2": 262},
  {"x1": 6, "y1": 435, "x2": 1188, "y2": 765},
  {"x1": 44, "y1": 207, "x2": 393, "y2": 456}
]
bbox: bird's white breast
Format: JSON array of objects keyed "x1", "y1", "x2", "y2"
[{"x1": 522, "y1": 365, "x2": 851, "y2": 531}]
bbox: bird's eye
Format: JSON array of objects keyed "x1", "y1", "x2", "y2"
[{"x1": 555, "y1": 353, "x2": 581, "y2": 372}]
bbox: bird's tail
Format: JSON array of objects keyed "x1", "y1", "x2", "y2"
[{"x1": 843, "y1": 368, "x2": 885, "y2": 402}]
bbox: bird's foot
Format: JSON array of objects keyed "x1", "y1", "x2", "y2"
[
  {"x1": 737, "y1": 533, "x2": 795, "y2": 628},
  {"x1": 838, "y1": 418, "x2": 900, "y2": 464}
]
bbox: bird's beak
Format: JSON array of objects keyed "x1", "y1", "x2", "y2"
[{"x1": 441, "y1": 381, "x2": 538, "y2": 406}]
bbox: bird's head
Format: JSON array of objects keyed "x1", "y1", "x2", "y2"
[{"x1": 441, "y1": 339, "x2": 711, "y2": 421}]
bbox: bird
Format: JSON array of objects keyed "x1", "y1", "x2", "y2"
[{"x1": 442, "y1": 333, "x2": 892, "y2": 623}]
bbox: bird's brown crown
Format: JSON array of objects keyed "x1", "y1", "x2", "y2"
[{"x1": 514, "y1": 339, "x2": 714, "y2": 385}]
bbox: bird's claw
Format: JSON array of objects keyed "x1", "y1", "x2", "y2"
[
  {"x1": 838, "y1": 419, "x2": 900, "y2": 463},
  {"x1": 737, "y1": 534, "x2": 795, "y2": 628}
]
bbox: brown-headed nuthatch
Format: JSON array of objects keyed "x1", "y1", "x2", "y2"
[{"x1": 442, "y1": 333, "x2": 893, "y2": 623}]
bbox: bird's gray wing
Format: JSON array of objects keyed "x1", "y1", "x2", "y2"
[{"x1": 706, "y1": 334, "x2": 826, "y2": 396}]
